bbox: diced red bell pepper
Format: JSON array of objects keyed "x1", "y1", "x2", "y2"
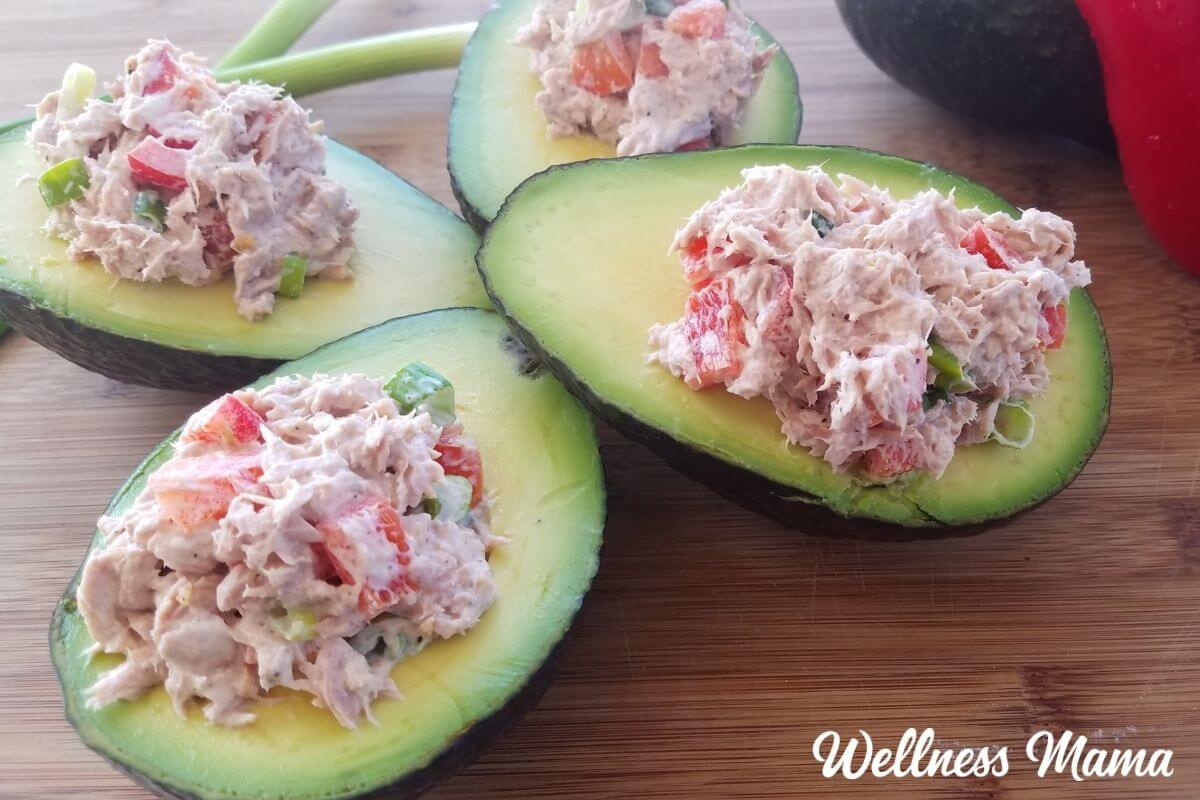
[
  {"x1": 960, "y1": 223, "x2": 1018, "y2": 270},
  {"x1": 861, "y1": 442, "x2": 919, "y2": 479},
  {"x1": 683, "y1": 279, "x2": 746, "y2": 390},
  {"x1": 680, "y1": 235, "x2": 713, "y2": 289},
  {"x1": 144, "y1": 126, "x2": 196, "y2": 150},
  {"x1": 680, "y1": 235, "x2": 750, "y2": 289},
  {"x1": 182, "y1": 395, "x2": 263, "y2": 445},
  {"x1": 149, "y1": 452, "x2": 262, "y2": 528},
  {"x1": 127, "y1": 137, "x2": 189, "y2": 192},
  {"x1": 571, "y1": 31, "x2": 636, "y2": 96},
  {"x1": 666, "y1": 0, "x2": 727, "y2": 39},
  {"x1": 310, "y1": 540, "x2": 348, "y2": 585},
  {"x1": 1038, "y1": 302, "x2": 1069, "y2": 350},
  {"x1": 637, "y1": 41, "x2": 670, "y2": 79},
  {"x1": 435, "y1": 433, "x2": 485, "y2": 506},
  {"x1": 675, "y1": 135, "x2": 713, "y2": 152},
  {"x1": 313, "y1": 498, "x2": 418, "y2": 616},
  {"x1": 142, "y1": 48, "x2": 182, "y2": 95}
]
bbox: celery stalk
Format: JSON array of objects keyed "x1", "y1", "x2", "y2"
[{"x1": 218, "y1": 0, "x2": 340, "y2": 70}]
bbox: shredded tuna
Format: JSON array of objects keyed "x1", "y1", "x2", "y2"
[
  {"x1": 77, "y1": 373, "x2": 498, "y2": 728},
  {"x1": 29, "y1": 40, "x2": 357, "y2": 321},
  {"x1": 648, "y1": 164, "x2": 1092, "y2": 480},
  {"x1": 516, "y1": 0, "x2": 776, "y2": 156}
]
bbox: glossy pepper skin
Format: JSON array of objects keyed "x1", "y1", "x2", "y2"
[{"x1": 1076, "y1": 0, "x2": 1200, "y2": 275}]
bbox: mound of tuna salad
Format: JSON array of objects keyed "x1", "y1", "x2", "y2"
[
  {"x1": 516, "y1": 0, "x2": 776, "y2": 156},
  {"x1": 28, "y1": 40, "x2": 358, "y2": 321},
  {"x1": 648, "y1": 165, "x2": 1092, "y2": 481},
  {"x1": 77, "y1": 366, "x2": 498, "y2": 728}
]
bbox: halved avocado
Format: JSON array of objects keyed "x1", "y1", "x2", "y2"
[
  {"x1": 50, "y1": 308, "x2": 605, "y2": 799},
  {"x1": 477, "y1": 145, "x2": 1112, "y2": 535},
  {"x1": 447, "y1": 0, "x2": 803, "y2": 230},
  {"x1": 0, "y1": 124, "x2": 489, "y2": 391}
]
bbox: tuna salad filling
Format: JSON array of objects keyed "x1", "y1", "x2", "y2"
[
  {"x1": 648, "y1": 164, "x2": 1092, "y2": 481},
  {"x1": 29, "y1": 40, "x2": 358, "y2": 321},
  {"x1": 516, "y1": 0, "x2": 776, "y2": 156},
  {"x1": 77, "y1": 366, "x2": 498, "y2": 728}
]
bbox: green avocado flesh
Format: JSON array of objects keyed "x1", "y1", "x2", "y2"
[
  {"x1": 50, "y1": 309, "x2": 605, "y2": 799},
  {"x1": 478, "y1": 146, "x2": 1112, "y2": 528},
  {"x1": 0, "y1": 125, "x2": 488, "y2": 360},
  {"x1": 447, "y1": 0, "x2": 803, "y2": 228}
]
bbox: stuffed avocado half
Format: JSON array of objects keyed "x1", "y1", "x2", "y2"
[
  {"x1": 447, "y1": 0, "x2": 803, "y2": 231},
  {"x1": 50, "y1": 308, "x2": 605, "y2": 800},
  {"x1": 0, "y1": 123, "x2": 488, "y2": 391},
  {"x1": 477, "y1": 145, "x2": 1111, "y2": 534}
]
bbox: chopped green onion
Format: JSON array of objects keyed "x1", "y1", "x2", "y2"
[
  {"x1": 423, "y1": 475, "x2": 474, "y2": 524},
  {"x1": 348, "y1": 624, "x2": 422, "y2": 660},
  {"x1": 57, "y1": 62, "x2": 96, "y2": 119},
  {"x1": 922, "y1": 385, "x2": 949, "y2": 411},
  {"x1": 277, "y1": 253, "x2": 308, "y2": 298},
  {"x1": 269, "y1": 606, "x2": 318, "y2": 642},
  {"x1": 132, "y1": 190, "x2": 167, "y2": 233},
  {"x1": 386, "y1": 361, "x2": 456, "y2": 426},
  {"x1": 928, "y1": 340, "x2": 962, "y2": 379},
  {"x1": 934, "y1": 372, "x2": 976, "y2": 394},
  {"x1": 809, "y1": 210, "x2": 835, "y2": 238},
  {"x1": 37, "y1": 158, "x2": 90, "y2": 208},
  {"x1": 992, "y1": 399, "x2": 1035, "y2": 449},
  {"x1": 421, "y1": 495, "x2": 441, "y2": 518},
  {"x1": 928, "y1": 339, "x2": 976, "y2": 394}
]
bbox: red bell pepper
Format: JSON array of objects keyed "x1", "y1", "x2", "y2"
[
  {"x1": 1076, "y1": 0, "x2": 1200, "y2": 275},
  {"x1": 127, "y1": 137, "x2": 189, "y2": 192}
]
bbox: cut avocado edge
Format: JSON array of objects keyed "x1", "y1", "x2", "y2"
[
  {"x1": 477, "y1": 144, "x2": 1112, "y2": 536},
  {"x1": 0, "y1": 124, "x2": 490, "y2": 390},
  {"x1": 50, "y1": 308, "x2": 606, "y2": 800},
  {"x1": 446, "y1": 0, "x2": 803, "y2": 231}
]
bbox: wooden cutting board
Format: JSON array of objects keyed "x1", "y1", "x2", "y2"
[{"x1": 1, "y1": 1, "x2": 1196, "y2": 797}]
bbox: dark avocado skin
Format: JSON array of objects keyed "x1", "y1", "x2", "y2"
[
  {"x1": 449, "y1": 167, "x2": 491, "y2": 235},
  {"x1": 835, "y1": 0, "x2": 1113, "y2": 151},
  {"x1": 0, "y1": 288, "x2": 282, "y2": 392}
]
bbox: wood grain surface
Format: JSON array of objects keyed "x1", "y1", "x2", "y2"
[{"x1": 0, "y1": 1, "x2": 1196, "y2": 798}]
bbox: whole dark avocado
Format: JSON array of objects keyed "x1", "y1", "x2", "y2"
[{"x1": 835, "y1": 0, "x2": 1113, "y2": 150}]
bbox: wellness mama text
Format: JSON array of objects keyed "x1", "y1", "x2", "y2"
[{"x1": 813, "y1": 728, "x2": 1173, "y2": 782}]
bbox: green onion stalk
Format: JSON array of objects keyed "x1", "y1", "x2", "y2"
[
  {"x1": 214, "y1": 23, "x2": 477, "y2": 97},
  {"x1": 217, "y1": 0, "x2": 340, "y2": 70}
]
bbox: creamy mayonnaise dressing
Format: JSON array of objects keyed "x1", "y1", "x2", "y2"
[
  {"x1": 77, "y1": 373, "x2": 498, "y2": 728},
  {"x1": 516, "y1": 0, "x2": 775, "y2": 155},
  {"x1": 29, "y1": 41, "x2": 357, "y2": 321},
  {"x1": 649, "y1": 165, "x2": 1091, "y2": 480}
]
